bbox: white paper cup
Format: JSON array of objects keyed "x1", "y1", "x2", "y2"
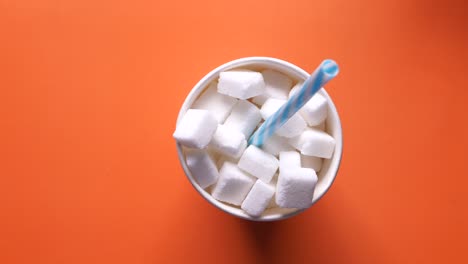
[{"x1": 176, "y1": 57, "x2": 343, "y2": 221}]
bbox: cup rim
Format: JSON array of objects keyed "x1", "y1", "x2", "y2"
[{"x1": 175, "y1": 57, "x2": 343, "y2": 221}]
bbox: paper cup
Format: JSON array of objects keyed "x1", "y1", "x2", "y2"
[{"x1": 176, "y1": 57, "x2": 343, "y2": 221}]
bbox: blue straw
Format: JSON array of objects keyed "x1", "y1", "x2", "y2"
[{"x1": 248, "y1": 59, "x2": 339, "y2": 146}]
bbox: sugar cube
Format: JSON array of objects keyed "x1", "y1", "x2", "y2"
[
  {"x1": 209, "y1": 124, "x2": 247, "y2": 158},
  {"x1": 218, "y1": 71, "x2": 265, "y2": 99},
  {"x1": 261, "y1": 134, "x2": 294, "y2": 157},
  {"x1": 279, "y1": 151, "x2": 301, "y2": 171},
  {"x1": 253, "y1": 69, "x2": 293, "y2": 105},
  {"x1": 289, "y1": 128, "x2": 336, "y2": 158},
  {"x1": 173, "y1": 109, "x2": 217, "y2": 149},
  {"x1": 238, "y1": 145, "x2": 279, "y2": 183},
  {"x1": 301, "y1": 94, "x2": 328, "y2": 127},
  {"x1": 259, "y1": 98, "x2": 284, "y2": 119},
  {"x1": 192, "y1": 82, "x2": 238, "y2": 123},
  {"x1": 185, "y1": 149, "x2": 219, "y2": 189},
  {"x1": 241, "y1": 179, "x2": 275, "y2": 217},
  {"x1": 223, "y1": 100, "x2": 262, "y2": 139},
  {"x1": 260, "y1": 98, "x2": 307, "y2": 138},
  {"x1": 276, "y1": 168, "x2": 318, "y2": 209},
  {"x1": 212, "y1": 162, "x2": 256, "y2": 206},
  {"x1": 290, "y1": 82, "x2": 328, "y2": 126},
  {"x1": 215, "y1": 155, "x2": 240, "y2": 170},
  {"x1": 301, "y1": 155, "x2": 323, "y2": 172}
]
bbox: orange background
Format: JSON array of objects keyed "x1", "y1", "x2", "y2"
[{"x1": 1, "y1": 0, "x2": 467, "y2": 263}]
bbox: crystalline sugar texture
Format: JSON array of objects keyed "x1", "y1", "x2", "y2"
[
  {"x1": 215, "y1": 155, "x2": 240, "y2": 170},
  {"x1": 238, "y1": 145, "x2": 279, "y2": 183},
  {"x1": 279, "y1": 151, "x2": 301, "y2": 171},
  {"x1": 253, "y1": 69, "x2": 293, "y2": 105},
  {"x1": 185, "y1": 149, "x2": 219, "y2": 189},
  {"x1": 173, "y1": 109, "x2": 217, "y2": 149},
  {"x1": 211, "y1": 162, "x2": 256, "y2": 206},
  {"x1": 209, "y1": 124, "x2": 247, "y2": 158},
  {"x1": 276, "y1": 168, "x2": 318, "y2": 209},
  {"x1": 218, "y1": 71, "x2": 265, "y2": 99},
  {"x1": 192, "y1": 82, "x2": 238, "y2": 123},
  {"x1": 241, "y1": 179, "x2": 275, "y2": 217},
  {"x1": 223, "y1": 100, "x2": 261, "y2": 139},
  {"x1": 301, "y1": 155, "x2": 323, "y2": 172},
  {"x1": 261, "y1": 134, "x2": 294, "y2": 157},
  {"x1": 288, "y1": 128, "x2": 336, "y2": 159}
]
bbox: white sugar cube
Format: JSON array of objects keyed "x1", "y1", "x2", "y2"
[
  {"x1": 238, "y1": 145, "x2": 279, "y2": 183},
  {"x1": 279, "y1": 151, "x2": 301, "y2": 171},
  {"x1": 241, "y1": 179, "x2": 275, "y2": 217},
  {"x1": 224, "y1": 100, "x2": 262, "y2": 139},
  {"x1": 301, "y1": 155, "x2": 323, "y2": 172},
  {"x1": 173, "y1": 109, "x2": 217, "y2": 149},
  {"x1": 301, "y1": 94, "x2": 328, "y2": 126},
  {"x1": 276, "y1": 116, "x2": 307, "y2": 138},
  {"x1": 218, "y1": 71, "x2": 265, "y2": 99},
  {"x1": 289, "y1": 128, "x2": 336, "y2": 158},
  {"x1": 259, "y1": 98, "x2": 284, "y2": 119},
  {"x1": 209, "y1": 124, "x2": 247, "y2": 158},
  {"x1": 192, "y1": 82, "x2": 238, "y2": 123},
  {"x1": 216, "y1": 155, "x2": 240, "y2": 170},
  {"x1": 260, "y1": 98, "x2": 306, "y2": 138},
  {"x1": 185, "y1": 149, "x2": 219, "y2": 189},
  {"x1": 290, "y1": 83, "x2": 328, "y2": 126},
  {"x1": 212, "y1": 162, "x2": 256, "y2": 206},
  {"x1": 276, "y1": 168, "x2": 318, "y2": 209},
  {"x1": 261, "y1": 134, "x2": 294, "y2": 157},
  {"x1": 253, "y1": 69, "x2": 293, "y2": 105}
]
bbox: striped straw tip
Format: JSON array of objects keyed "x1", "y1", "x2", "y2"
[{"x1": 322, "y1": 59, "x2": 339, "y2": 77}]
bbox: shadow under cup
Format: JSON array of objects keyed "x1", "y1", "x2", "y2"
[{"x1": 176, "y1": 57, "x2": 343, "y2": 221}]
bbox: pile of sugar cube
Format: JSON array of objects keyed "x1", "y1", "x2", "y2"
[{"x1": 173, "y1": 69, "x2": 335, "y2": 217}]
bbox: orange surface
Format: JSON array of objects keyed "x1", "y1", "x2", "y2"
[{"x1": 0, "y1": 0, "x2": 467, "y2": 263}]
